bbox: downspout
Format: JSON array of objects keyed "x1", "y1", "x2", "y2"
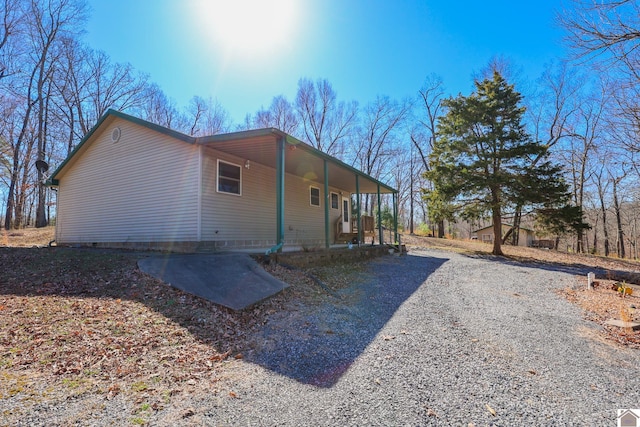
[
  {"x1": 265, "y1": 241, "x2": 284, "y2": 255},
  {"x1": 49, "y1": 186, "x2": 58, "y2": 246},
  {"x1": 267, "y1": 136, "x2": 286, "y2": 255},
  {"x1": 44, "y1": 180, "x2": 58, "y2": 246},
  {"x1": 196, "y1": 145, "x2": 203, "y2": 243},
  {"x1": 323, "y1": 159, "x2": 330, "y2": 249},
  {"x1": 393, "y1": 191, "x2": 398, "y2": 244},
  {"x1": 356, "y1": 174, "x2": 361, "y2": 246},
  {"x1": 377, "y1": 183, "x2": 382, "y2": 245}
]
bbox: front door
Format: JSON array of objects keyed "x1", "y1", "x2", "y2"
[{"x1": 342, "y1": 197, "x2": 350, "y2": 233}]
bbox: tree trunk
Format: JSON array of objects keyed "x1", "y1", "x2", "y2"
[
  {"x1": 613, "y1": 178, "x2": 625, "y2": 258},
  {"x1": 576, "y1": 228, "x2": 584, "y2": 254},
  {"x1": 511, "y1": 206, "x2": 521, "y2": 246},
  {"x1": 491, "y1": 204, "x2": 503, "y2": 256},
  {"x1": 600, "y1": 197, "x2": 610, "y2": 257},
  {"x1": 4, "y1": 157, "x2": 19, "y2": 230},
  {"x1": 409, "y1": 155, "x2": 414, "y2": 235},
  {"x1": 36, "y1": 79, "x2": 53, "y2": 228},
  {"x1": 592, "y1": 214, "x2": 599, "y2": 255}
]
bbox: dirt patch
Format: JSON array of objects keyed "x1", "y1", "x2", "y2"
[
  {"x1": 0, "y1": 226, "x2": 55, "y2": 247},
  {"x1": 559, "y1": 281, "x2": 640, "y2": 349}
]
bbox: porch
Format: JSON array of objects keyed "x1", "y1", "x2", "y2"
[
  {"x1": 198, "y1": 129, "x2": 399, "y2": 254},
  {"x1": 335, "y1": 215, "x2": 376, "y2": 245}
]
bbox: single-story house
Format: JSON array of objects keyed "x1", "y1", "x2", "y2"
[
  {"x1": 472, "y1": 223, "x2": 536, "y2": 247},
  {"x1": 48, "y1": 109, "x2": 398, "y2": 252}
]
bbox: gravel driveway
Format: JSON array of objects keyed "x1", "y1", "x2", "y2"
[
  {"x1": 148, "y1": 248, "x2": 639, "y2": 426},
  {"x1": 10, "y1": 248, "x2": 638, "y2": 426}
]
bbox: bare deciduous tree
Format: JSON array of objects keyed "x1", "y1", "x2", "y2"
[
  {"x1": 186, "y1": 95, "x2": 231, "y2": 136},
  {"x1": 0, "y1": 0, "x2": 23, "y2": 81},
  {"x1": 352, "y1": 95, "x2": 410, "y2": 214},
  {"x1": 250, "y1": 95, "x2": 299, "y2": 134},
  {"x1": 295, "y1": 78, "x2": 358, "y2": 157},
  {"x1": 137, "y1": 83, "x2": 182, "y2": 130},
  {"x1": 559, "y1": 77, "x2": 612, "y2": 252},
  {"x1": 560, "y1": 0, "x2": 640, "y2": 74},
  {"x1": 411, "y1": 74, "x2": 445, "y2": 236}
]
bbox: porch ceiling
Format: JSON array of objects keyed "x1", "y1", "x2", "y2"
[{"x1": 197, "y1": 129, "x2": 395, "y2": 194}]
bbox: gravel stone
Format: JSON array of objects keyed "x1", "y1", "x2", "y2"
[
  {"x1": 5, "y1": 248, "x2": 639, "y2": 426},
  {"x1": 158, "y1": 248, "x2": 639, "y2": 426}
]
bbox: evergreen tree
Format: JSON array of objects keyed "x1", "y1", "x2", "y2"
[
  {"x1": 424, "y1": 71, "x2": 569, "y2": 255},
  {"x1": 536, "y1": 204, "x2": 591, "y2": 251}
]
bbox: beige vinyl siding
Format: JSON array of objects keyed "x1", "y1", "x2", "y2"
[
  {"x1": 282, "y1": 174, "x2": 325, "y2": 245},
  {"x1": 56, "y1": 118, "x2": 200, "y2": 244},
  {"x1": 201, "y1": 149, "x2": 275, "y2": 246},
  {"x1": 474, "y1": 225, "x2": 534, "y2": 247},
  {"x1": 201, "y1": 147, "x2": 343, "y2": 249}
]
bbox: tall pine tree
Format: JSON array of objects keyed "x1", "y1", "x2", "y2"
[{"x1": 425, "y1": 71, "x2": 569, "y2": 255}]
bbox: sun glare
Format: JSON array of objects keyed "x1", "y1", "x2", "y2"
[{"x1": 193, "y1": 0, "x2": 299, "y2": 59}]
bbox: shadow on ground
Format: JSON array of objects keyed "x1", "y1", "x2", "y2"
[
  {"x1": 241, "y1": 253, "x2": 449, "y2": 387},
  {"x1": 463, "y1": 252, "x2": 640, "y2": 285},
  {"x1": 0, "y1": 247, "x2": 447, "y2": 389}
]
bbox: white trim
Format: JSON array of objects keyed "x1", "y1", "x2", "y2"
[
  {"x1": 342, "y1": 196, "x2": 350, "y2": 233},
  {"x1": 216, "y1": 159, "x2": 242, "y2": 196},
  {"x1": 310, "y1": 186, "x2": 321, "y2": 207}
]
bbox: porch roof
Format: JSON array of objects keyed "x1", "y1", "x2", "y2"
[{"x1": 197, "y1": 128, "x2": 396, "y2": 195}]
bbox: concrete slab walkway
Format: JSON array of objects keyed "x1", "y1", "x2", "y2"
[{"x1": 137, "y1": 253, "x2": 288, "y2": 310}]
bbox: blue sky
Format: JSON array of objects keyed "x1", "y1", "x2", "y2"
[{"x1": 84, "y1": 0, "x2": 567, "y2": 124}]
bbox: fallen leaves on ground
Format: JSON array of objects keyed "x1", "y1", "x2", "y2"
[
  {"x1": 0, "y1": 233, "x2": 365, "y2": 421},
  {"x1": 0, "y1": 246, "x2": 293, "y2": 414},
  {"x1": 559, "y1": 281, "x2": 640, "y2": 349}
]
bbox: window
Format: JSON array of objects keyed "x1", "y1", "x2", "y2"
[
  {"x1": 217, "y1": 160, "x2": 241, "y2": 195},
  {"x1": 310, "y1": 186, "x2": 320, "y2": 207},
  {"x1": 330, "y1": 192, "x2": 339, "y2": 209}
]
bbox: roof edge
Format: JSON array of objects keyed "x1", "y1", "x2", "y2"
[
  {"x1": 48, "y1": 112, "x2": 397, "y2": 194},
  {"x1": 49, "y1": 109, "x2": 194, "y2": 183}
]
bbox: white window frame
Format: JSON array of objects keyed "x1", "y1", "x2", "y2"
[
  {"x1": 310, "y1": 186, "x2": 321, "y2": 207},
  {"x1": 216, "y1": 159, "x2": 242, "y2": 196}
]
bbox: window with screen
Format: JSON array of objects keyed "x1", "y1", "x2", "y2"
[
  {"x1": 217, "y1": 160, "x2": 241, "y2": 195},
  {"x1": 310, "y1": 186, "x2": 320, "y2": 207}
]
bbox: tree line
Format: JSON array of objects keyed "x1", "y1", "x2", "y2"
[{"x1": 1, "y1": 0, "x2": 640, "y2": 259}]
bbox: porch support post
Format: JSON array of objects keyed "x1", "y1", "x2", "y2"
[
  {"x1": 276, "y1": 136, "x2": 285, "y2": 252},
  {"x1": 323, "y1": 159, "x2": 330, "y2": 249},
  {"x1": 377, "y1": 183, "x2": 382, "y2": 245},
  {"x1": 356, "y1": 174, "x2": 361, "y2": 246},
  {"x1": 393, "y1": 191, "x2": 398, "y2": 244}
]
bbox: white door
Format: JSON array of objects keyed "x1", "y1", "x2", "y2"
[{"x1": 342, "y1": 197, "x2": 350, "y2": 233}]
